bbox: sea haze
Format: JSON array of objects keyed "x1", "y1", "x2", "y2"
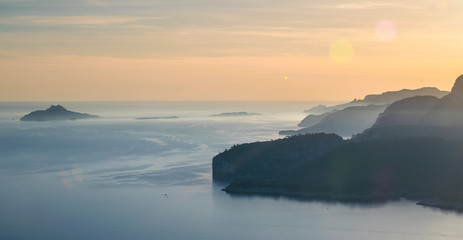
[{"x1": 1, "y1": 102, "x2": 463, "y2": 240}]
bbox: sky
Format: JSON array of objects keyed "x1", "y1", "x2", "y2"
[{"x1": 0, "y1": 0, "x2": 462, "y2": 101}]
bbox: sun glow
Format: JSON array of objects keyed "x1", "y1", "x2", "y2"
[{"x1": 330, "y1": 39, "x2": 354, "y2": 64}]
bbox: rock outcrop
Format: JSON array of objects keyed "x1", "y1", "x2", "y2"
[{"x1": 20, "y1": 105, "x2": 99, "y2": 121}]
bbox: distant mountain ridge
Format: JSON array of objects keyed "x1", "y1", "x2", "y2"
[
  {"x1": 373, "y1": 75, "x2": 463, "y2": 128},
  {"x1": 363, "y1": 87, "x2": 448, "y2": 104},
  {"x1": 304, "y1": 87, "x2": 449, "y2": 114},
  {"x1": 214, "y1": 75, "x2": 463, "y2": 211},
  {"x1": 21, "y1": 105, "x2": 99, "y2": 121},
  {"x1": 287, "y1": 85, "x2": 450, "y2": 137},
  {"x1": 281, "y1": 105, "x2": 388, "y2": 137},
  {"x1": 297, "y1": 111, "x2": 335, "y2": 128}
]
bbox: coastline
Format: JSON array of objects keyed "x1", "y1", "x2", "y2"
[
  {"x1": 417, "y1": 199, "x2": 463, "y2": 212},
  {"x1": 223, "y1": 185, "x2": 404, "y2": 201},
  {"x1": 223, "y1": 185, "x2": 463, "y2": 212}
]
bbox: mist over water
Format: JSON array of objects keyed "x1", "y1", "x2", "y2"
[{"x1": 1, "y1": 102, "x2": 463, "y2": 240}]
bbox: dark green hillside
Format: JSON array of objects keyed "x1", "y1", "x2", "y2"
[
  {"x1": 213, "y1": 133, "x2": 345, "y2": 181},
  {"x1": 225, "y1": 138, "x2": 463, "y2": 201}
]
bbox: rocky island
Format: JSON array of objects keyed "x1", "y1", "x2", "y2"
[
  {"x1": 210, "y1": 112, "x2": 260, "y2": 117},
  {"x1": 135, "y1": 116, "x2": 179, "y2": 120},
  {"x1": 20, "y1": 105, "x2": 99, "y2": 121}
]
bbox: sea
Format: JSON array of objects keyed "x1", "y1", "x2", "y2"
[{"x1": 1, "y1": 101, "x2": 463, "y2": 240}]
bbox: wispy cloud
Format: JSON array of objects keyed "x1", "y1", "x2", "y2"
[
  {"x1": 0, "y1": 16, "x2": 164, "y2": 26},
  {"x1": 321, "y1": 2, "x2": 419, "y2": 10}
]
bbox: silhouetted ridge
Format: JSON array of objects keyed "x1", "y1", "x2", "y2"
[
  {"x1": 304, "y1": 87, "x2": 449, "y2": 114},
  {"x1": 297, "y1": 111, "x2": 334, "y2": 128},
  {"x1": 373, "y1": 96, "x2": 440, "y2": 127},
  {"x1": 372, "y1": 75, "x2": 463, "y2": 128},
  {"x1": 49, "y1": 105, "x2": 66, "y2": 111},
  {"x1": 449, "y1": 75, "x2": 463, "y2": 96},
  {"x1": 214, "y1": 74, "x2": 463, "y2": 211},
  {"x1": 363, "y1": 87, "x2": 446, "y2": 104},
  {"x1": 282, "y1": 105, "x2": 387, "y2": 137},
  {"x1": 294, "y1": 86, "x2": 449, "y2": 137}
]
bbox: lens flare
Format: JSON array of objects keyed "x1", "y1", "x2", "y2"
[
  {"x1": 59, "y1": 170, "x2": 73, "y2": 189},
  {"x1": 59, "y1": 164, "x2": 84, "y2": 188},
  {"x1": 71, "y1": 163, "x2": 84, "y2": 182},
  {"x1": 329, "y1": 39, "x2": 354, "y2": 64},
  {"x1": 376, "y1": 20, "x2": 397, "y2": 42}
]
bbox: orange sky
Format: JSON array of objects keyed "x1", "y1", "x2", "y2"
[{"x1": 0, "y1": 0, "x2": 462, "y2": 101}]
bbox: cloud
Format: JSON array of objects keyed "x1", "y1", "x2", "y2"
[
  {"x1": 320, "y1": 2, "x2": 419, "y2": 10},
  {"x1": 0, "y1": 16, "x2": 164, "y2": 26}
]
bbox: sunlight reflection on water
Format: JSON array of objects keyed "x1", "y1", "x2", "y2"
[{"x1": 1, "y1": 102, "x2": 463, "y2": 240}]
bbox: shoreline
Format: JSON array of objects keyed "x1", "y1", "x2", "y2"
[
  {"x1": 223, "y1": 186, "x2": 463, "y2": 212},
  {"x1": 417, "y1": 199, "x2": 463, "y2": 212}
]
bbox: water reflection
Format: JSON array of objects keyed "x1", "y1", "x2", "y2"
[
  {"x1": 3, "y1": 102, "x2": 463, "y2": 240},
  {"x1": 214, "y1": 187, "x2": 393, "y2": 209},
  {"x1": 214, "y1": 181, "x2": 463, "y2": 215},
  {"x1": 418, "y1": 203, "x2": 463, "y2": 216}
]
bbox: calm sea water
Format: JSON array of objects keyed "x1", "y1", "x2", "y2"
[{"x1": 1, "y1": 101, "x2": 463, "y2": 240}]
